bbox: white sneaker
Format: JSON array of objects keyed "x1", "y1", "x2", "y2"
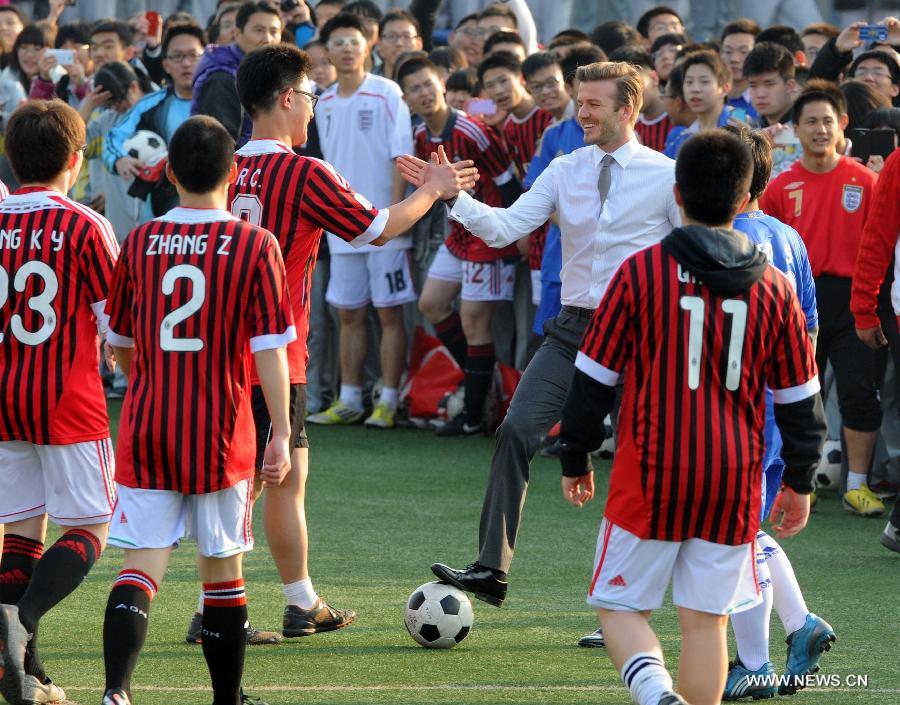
[{"x1": 23, "y1": 675, "x2": 66, "y2": 704}]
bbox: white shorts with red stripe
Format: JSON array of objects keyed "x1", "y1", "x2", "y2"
[
  {"x1": 427, "y1": 244, "x2": 516, "y2": 302},
  {"x1": 108, "y1": 479, "x2": 254, "y2": 558},
  {"x1": 0, "y1": 439, "x2": 116, "y2": 526},
  {"x1": 587, "y1": 519, "x2": 761, "y2": 616}
]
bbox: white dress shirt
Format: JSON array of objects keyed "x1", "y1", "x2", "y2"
[{"x1": 450, "y1": 137, "x2": 680, "y2": 309}]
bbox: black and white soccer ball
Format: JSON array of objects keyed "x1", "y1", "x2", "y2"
[
  {"x1": 123, "y1": 130, "x2": 167, "y2": 163},
  {"x1": 404, "y1": 582, "x2": 473, "y2": 649},
  {"x1": 814, "y1": 439, "x2": 842, "y2": 492}
]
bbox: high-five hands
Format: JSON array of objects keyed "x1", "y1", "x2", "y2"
[{"x1": 396, "y1": 145, "x2": 480, "y2": 201}]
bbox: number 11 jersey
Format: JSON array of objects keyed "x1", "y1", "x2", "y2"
[
  {"x1": 105, "y1": 208, "x2": 296, "y2": 494},
  {"x1": 0, "y1": 187, "x2": 118, "y2": 444}
]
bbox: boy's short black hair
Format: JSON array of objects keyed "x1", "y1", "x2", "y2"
[
  {"x1": 590, "y1": 20, "x2": 640, "y2": 57},
  {"x1": 608, "y1": 45, "x2": 653, "y2": 71},
  {"x1": 446, "y1": 67, "x2": 480, "y2": 95},
  {"x1": 320, "y1": 12, "x2": 367, "y2": 44},
  {"x1": 453, "y1": 13, "x2": 478, "y2": 30},
  {"x1": 168, "y1": 116, "x2": 235, "y2": 193},
  {"x1": 723, "y1": 125, "x2": 772, "y2": 201},
  {"x1": 477, "y1": 50, "x2": 522, "y2": 84},
  {"x1": 428, "y1": 46, "x2": 467, "y2": 72},
  {"x1": 90, "y1": 19, "x2": 134, "y2": 47},
  {"x1": 675, "y1": 130, "x2": 752, "y2": 224},
  {"x1": 55, "y1": 21, "x2": 91, "y2": 49},
  {"x1": 161, "y1": 24, "x2": 207, "y2": 56},
  {"x1": 378, "y1": 8, "x2": 419, "y2": 36},
  {"x1": 742, "y1": 41, "x2": 795, "y2": 79},
  {"x1": 792, "y1": 81, "x2": 846, "y2": 124},
  {"x1": 396, "y1": 56, "x2": 438, "y2": 91},
  {"x1": 478, "y1": 3, "x2": 517, "y2": 28},
  {"x1": 344, "y1": 0, "x2": 382, "y2": 21},
  {"x1": 756, "y1": 25, "x2": 804, "y2": 56},
  {"x1": 801, "y1": 22, "x2": 839, "y2": 40},
  {"x1": 849, "y1": 50, "x2": 900, "y2": 86},
  {"x1": 664, "y1": 62, "x2": 685, "y2": 99},
  {"x1": 636, "y1": 5, "x2": 683, "y2": 39},
  {"x1": 237, "y1": 44, "x2": 312, "y2": 116},
  {"x1": 236, "y1": 1, "x2": 281, "y2": 31},
  {"x1": 5, "y1": 100, "x2": 86, "y2": 184},
  {"x1": 681, "y1": 49, "x2": 731, "y2": 86},
  {"x1": 721, "y1": 18, "x2": 760, "y2": 41},
  {"x1": 650, "y1": 31, "x2": 687, "y2": 57},
  {"x1": 521, "y1": 51, "x2": 560, "y2": 81},
  {"x1": 551, "y1": 28, "x2": 589, "y2": 43},
  {"x1": 560, "y1": 44, "x2": 607, "y2": 84},
  {"x1": 483, "y1": 30, "x2": 525, "y2": 57}
]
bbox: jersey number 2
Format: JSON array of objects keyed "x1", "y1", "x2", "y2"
[
  {"x1": 160, "y1": 264, "x2": 205, "y2": 352},
  {"x1": 679, "y1": 296, "x2": 748, "y2": 391}
]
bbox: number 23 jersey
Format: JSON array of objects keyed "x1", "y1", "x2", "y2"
[
  {"x1": 105, "y1": 208, "x2": 296, "y2": 494},
  {"x1": 0, "y1": 187, "x2": 118, "y2": 444}
]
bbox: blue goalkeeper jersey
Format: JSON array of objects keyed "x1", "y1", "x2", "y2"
[{"x1": 734, "y1": 210, "x2": 818, "y2": 516}]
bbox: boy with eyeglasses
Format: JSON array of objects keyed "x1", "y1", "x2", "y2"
[{"x1": 375, "y1": 9, "x2": 422, "y2": 81}]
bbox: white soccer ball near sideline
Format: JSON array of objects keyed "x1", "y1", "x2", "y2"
[
  {"x1": 123, "y1": 130, "x2": 167, "y2": 163},
  {"x1": 405, "y1": 582, "x2": 473, "y2": 649},
  {"x1": 814, "y1": 439, "x2": 842, "y2": 492}
]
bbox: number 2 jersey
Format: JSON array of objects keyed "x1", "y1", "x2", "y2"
[
  {"x1": 231, "y1": 139, "x2": 385, "y2": 383},
  {"x1": 576, "y1": 227, "x2": 819, "y2": 545},
  {"x1": 0, "y1": 187, "x2": 118, "y2": 444},
  {"x1": 105, "y1": 208, "x2": 296, "y2": 494}
]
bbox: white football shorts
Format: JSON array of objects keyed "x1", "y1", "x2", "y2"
[
  {"x1": 0, "y1": 439, "x2": 115, "y2": 526},
  {"x1": 426, "y1": 244, "x2": 516, "y2": 302},
  {"x1": 587, "y1": 519, "x2": 761, "y2": 615},
  {"x1": 326, "y1": 250, "x2": 418, "y2": 309},
  {"x1": 108, "y1": 479, "x2": 254, "y2": 558}
]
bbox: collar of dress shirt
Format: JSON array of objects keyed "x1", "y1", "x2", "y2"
[{"x1": 590, "y1": 136, "x2": 639, "y2": 169}]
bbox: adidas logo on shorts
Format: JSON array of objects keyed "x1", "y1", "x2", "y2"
[{"x1": 608, "y1": 574, "x2": 627, "y2": 587}]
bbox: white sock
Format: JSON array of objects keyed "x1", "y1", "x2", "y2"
[
  {"x1": 731, "y1": 534, "x2": 772, "y2": 671},
  {"x1": 846, "y1": 471, "x2": 867, "y2": 492},
  {"x1": 197, "y1": 591, "x2": 204, "y2": 615},
  {"x1": 620, "y1": 651, "x2": 673, "y2": 705},
  {"x1": 339, "y1": 384, "x2": 363, "y2": 412},
  {"x1": 379, "y1": 387, "x2": 399, "y2": 410},
  {"x1": 283, "y1": 577, "x2": 318, "y2": 610},
  {"x1": 758, "y1": 531, "x2": 808, "y2": 635}
]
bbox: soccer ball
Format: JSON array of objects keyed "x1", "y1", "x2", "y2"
[
  {"x1": 436, "y1": 385, "x2": 465, "y2": 422},
  {"x1": 123, "y1": 130, "x2": 167, "y2": 163},
  {"x1": 814, "y1": 439, "x2": 842, "y2": 492},
  {"x1": 404, "y1": 582, "x2": 473, "y2": 649}
]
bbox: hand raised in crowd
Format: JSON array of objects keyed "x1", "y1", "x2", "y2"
[
  {"x1": 857, "y1": 324, "x2": 889, "y2": 349},
  {"x1": 47, "y1": 0, "x2": 66, "y2": 25},
  {"x1": 134, "y1": 11, "x2": 163, "y2": 50},
  {"x1": 769, "y1": 487, "x2": 811, "y2": 538},
  {"x1": 260, "y1": 433, "x2": 292, "y2": 487},
  {"x1": 116, "y1": 156, "x2": 144, "y2": 180},
  {"x1": 81, "y1": 86, "x2": 113, "y2": 114},
  {"x1": 66, "y1": 59, "x2": 86, "y2": 87},
  {"x1": 396, "y1": 145, "x2": 480, "y2": 200},
  {"x1": 37, "y1": 48, "x2": 59, "y2": 82},
  {"x1": 562, "y1": 472, "x2": 594, "y2": 508},
  {"x1": 835, "y1": 21, "x2": 869, "y2": 54}
]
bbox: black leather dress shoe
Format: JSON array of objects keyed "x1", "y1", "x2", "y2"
[{"x1": 431, "y1": 562, "x2": 507, "y2": 607}]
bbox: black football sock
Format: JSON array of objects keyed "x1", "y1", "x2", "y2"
[
  {"x1": 433, "y1": 312, "x2": 467, "y2": 367},
  {"x1": 464, "y1": 343, "x2": 495, "y2": 425},
  {"x1": 16, "y1": 529, "x2": 101, "y2": 633},
  {"x1": 103, "y1": 570, "x2": 157, "y2": 697},
  {"x1": 201, "y1": 580, "x2": 248, "y2": 705},
  {"x1": 0, "y1": 534, "x2": 46, "y2": 680}
]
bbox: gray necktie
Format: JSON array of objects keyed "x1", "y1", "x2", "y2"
[{"x1": 598, "y1": 154, "x2": 614, "y2": 210}]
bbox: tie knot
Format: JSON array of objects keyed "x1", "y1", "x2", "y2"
[{"x1": 600, "y1": 154, "x2": 614, "y2": 167}]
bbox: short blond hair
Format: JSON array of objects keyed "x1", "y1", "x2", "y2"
[{"x1": 575, "y1": 61, "x2": 644, "y2": 119}]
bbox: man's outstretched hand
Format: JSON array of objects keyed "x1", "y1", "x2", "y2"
[
  {"x1": 396, "y1": 145, "x2": 479, "y2": 200},
  {"x1": 769, "y1": 486, "x2": 811, "y2": 538}
]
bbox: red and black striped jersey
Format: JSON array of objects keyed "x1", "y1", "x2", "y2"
[
  {"x1": 577, "y1": 243, "x2": 818, "y2": 545},
  {"x1": 414, "y1": 110, "x2": 518, "y2": 262},
  {"x1": 0, "y1": 187, "x2": 118, "y2": 444},
  {"x1": 105, "y1": 208, "x2": 296, "y2": 494},
  {"x1": 635, "y1": 113, "x2": 672, "y2": 153},
  {"x1": 231, "y1": 140, "x2": 384, "y2": 382},
  {"x1": 504, "y1": 106, "x2": 553, "y2": 272}
]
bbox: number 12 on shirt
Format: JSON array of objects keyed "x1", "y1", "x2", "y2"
[{"x1": 679, "y1": 296, "x2": 748, "y2": 391}]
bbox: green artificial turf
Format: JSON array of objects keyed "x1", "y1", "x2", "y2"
[{"x1": 31, "y1": 404, "x2": 900, "y2": 704}]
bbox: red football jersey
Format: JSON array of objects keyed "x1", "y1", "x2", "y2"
[
  {"x1": 635, "y1": 113, "x2": 672, "y2": 153},
  {"x1": 504, "y1": 106, "x2": 553, "y2": 271},
  {"x1": 106, "y1": 208, "x2": 296, "y2": 494},
  {"x1": 414, "y1": 110, "x2": 518, "y2": 262},
  {"x1": 578, "y1": 244, "x2": 819, "y2": 545},
  {"x1": 231, "y1": 140, "x2": 383, "y2": 382},
  {"x1": 0, "y1": 187, "x2": 117, "y2": 444},
  {"x1": 759, "y1": 156, "x2": 877, "y2": 278}
]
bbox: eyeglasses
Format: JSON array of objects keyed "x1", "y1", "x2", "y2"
[
  {"x1": 327, "y1": 36, "x2": 364, "y2": 50},
  {"x1": 282, "y1": 85, "x2": 318, "y2": 110},
  {"x1": 381, "y1": 32, "x2": 418, "y2": 44},
  {"x1": 456, "y1": 27, "x2": 480, "y2": 39},
  {"x1": 854, "y1": 67, "x2": 892, "y2": 79},
  {"x1": 473, "y1": 26, "x2": 502, "y2": 39},
  {"x1": 77, "y1": 143, "x2": 87, "y2": 153},
  {"x1": 526, "y1": 75, "x2": 562, "y2": 95},
  {"x1": 652, "y1": 45, "x2": 681, "y2": 61},
  {"x1": 165, "y1": 51, "x2": 202, "y2": 64}
]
